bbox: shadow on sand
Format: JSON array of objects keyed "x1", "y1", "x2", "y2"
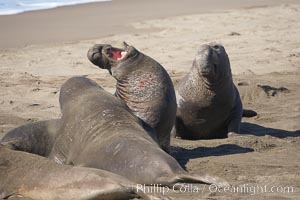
[
  {"x1": 241, "y1": 122, "x2": 300, "y2": 138},
  {"x1": 171, "y1": 122, "x2": 299, "y2": 168},
  {"x1": 171, "y1": 144, "x2": 254, "y2": 169}
]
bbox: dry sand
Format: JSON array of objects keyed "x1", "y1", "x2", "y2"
[{"x1": 0, "y1": 1, "x2": 299, "y2": 199}]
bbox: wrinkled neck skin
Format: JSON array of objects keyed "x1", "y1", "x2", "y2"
[
  {"x1": 115, "y1": 58, "x2": 168, "y2": 125},
  {"x1": 111, "y1": 52, "x2": 171, "y2": 128},
  {"x1": 179, "y1": 61, "x2": 233, "y2": 105},
  {"x1": 196, "y1": 61, "x2": 232, "y2": 91},
  {"x1": 110, "y1": 50, "x2": 142, "y2": 81}
]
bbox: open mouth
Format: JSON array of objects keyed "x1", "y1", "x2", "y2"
[{"x1": 105, "y1": 47, "x2": 127, "y2": 61}]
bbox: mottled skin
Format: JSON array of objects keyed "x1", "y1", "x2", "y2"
[
  {"x1": 87, "y1": 42, "x2": 176, "y2": 152},
  {"x1": 1, "y1": 119, "x2": 60, "y2": 157},
  {"x1": 49, "y1": 77, "x2": 227, "y2": 187},
  {"x1": 174, "y1": 44, "x2": 244, "y2": 139},
  {"x1": 0, "y1": 145, "x2": 158, "y2": 200}
]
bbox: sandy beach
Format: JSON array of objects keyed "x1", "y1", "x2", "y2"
[
  {"x1": 0, "y1": 0, "x2": 299, "y2": 48},
  {"x1": 0, "y1": 0, "x2": 299, "y2": 199}
]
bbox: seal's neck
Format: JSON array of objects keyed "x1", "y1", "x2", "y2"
[
  {"x1": 115, "y1": 79, "x2": 130, "y2": 103},
  {"x1": 193, "y1": 65, "x2": 232, "y2": 91}
]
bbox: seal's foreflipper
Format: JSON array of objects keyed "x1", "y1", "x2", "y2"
[
  {"x1": 0, "y1": 119, "x2": 61, "y2": 157},
  {"x1": 242, "y1": 109, "x2": 257, "y2": 118},
  {"x1": 172, "y1": 115, "x2": 187, "y2": 139}
]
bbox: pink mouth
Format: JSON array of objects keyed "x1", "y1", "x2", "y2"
[{"x1": 108, "y1": 48, "x2": 127, "y2": 61}]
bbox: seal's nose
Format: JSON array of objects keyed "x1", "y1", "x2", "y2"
[
  {"x1": 87, "y1": 44, "x2": 115, "y2": 70},
  {"x1": 87, "y1": 44, "x2": 104, "y2": 67},
  {"x1": 195, "y1": 45, "x2": 215, "y2": 75}
]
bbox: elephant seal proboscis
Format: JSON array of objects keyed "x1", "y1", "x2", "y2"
[
  {"x1": 49, "y1": 77, "x2": 228, "y2": 188},
  {"x1": 87, "y1": 42, "x2": 176, "y2": 152},
  {"x1": 173, "y1": 43, "x2": 256, "y2": 140},
  {"x1": 0, "y1": 144, "x2": 165, "y2": 200}
]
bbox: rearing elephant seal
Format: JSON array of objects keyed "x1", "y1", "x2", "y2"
[
  {"x1": 49, "y1": 77, "x2": 227, "y2": 187},
  {"x1": 174, "y1": 43, "x2": 255, "y2": 139},
  {"x1": 87, "y1": 42, "x2": 176, "y2": 152},
  {"x1": 0, "y1": 144, "x2": 162, "y2": 200}
]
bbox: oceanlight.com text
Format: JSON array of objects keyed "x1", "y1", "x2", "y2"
[{"x1": 136, "y1": 183, "x2": 295, "y2": 196}]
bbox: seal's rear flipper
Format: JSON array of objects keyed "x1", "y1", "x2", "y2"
[
  {"x1": 157, "y1": 173, "x2": 229, "y2": 189},
  {"x1": 0, "y1": 119, "x2": 61, "y2": 157},
  {"x1": 242, "y1": 109, "x2": 257, "y2": 118},
  {"x1": 1, "y1": 194, "x2": 34, "y2": 200}
]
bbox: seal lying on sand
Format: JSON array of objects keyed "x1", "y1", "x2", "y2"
[
  {"x1": 87, "y1": 42, "x2": 176, "y2": 152},
  {"x1": 0, "y1": 144, "x2": 162, "y2": 200},
  {"x1": 173, "y1": 43, "x2": 256, "y2": 140},
  {"x1": 1, "y1": 119, "x2": 60, "y2": 157},
  {"x1": 47, "y1": 77, "x2": 227, "y2": 187}
]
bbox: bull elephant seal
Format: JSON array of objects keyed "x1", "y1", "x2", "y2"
[
  {"x1": 174, "y1": 43, "x2": 256, "y2": 139},
  {"x1": 49, "y1": 77, "x2": 227, "y2": 188},
  {"x1": 87, "y1": 42, "x2": 176, "y2": 152},
  {"x1": 0, "y1": 145, "x2": 163, "y2": 200}
]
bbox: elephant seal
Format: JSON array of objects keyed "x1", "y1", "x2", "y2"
[
  {"x1": 49, "y1": 77, "x2": 227, "y2": 187},
  {"x1": 173, "y1": 43, "x2": 256, "y2": 139},
  {"x1": 0, "y1": 119, "x2": 60, "y2": 157},
  {"x1": 87, "y1": 42, "x2": 176, "y2": 152},
  {"x1": 0, "y1": 145, "x2": 163, "y2": 200}
]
